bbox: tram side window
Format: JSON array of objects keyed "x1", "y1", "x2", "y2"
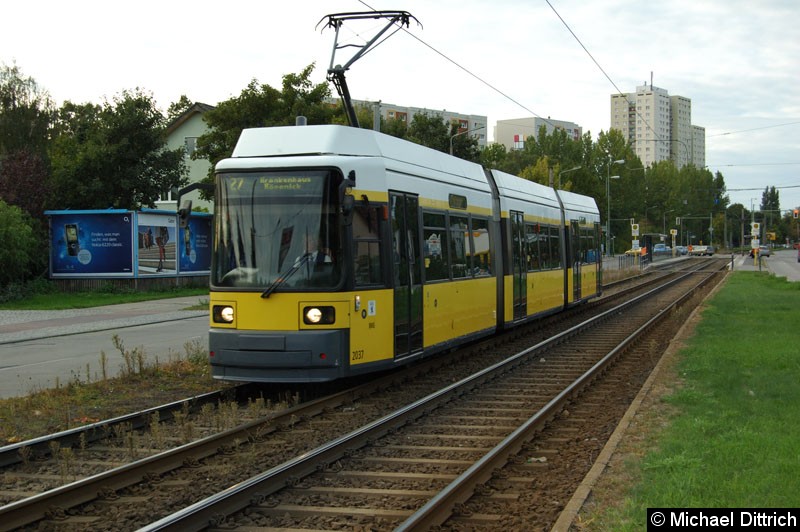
[
  {"x1": 423, "y1": 212, "x2": 448, "y2": 282},
  {"x1": 539, "y1": 226, "x2": 551, "y2": 269},
  {"x1": 471, "y1": 217, "x2": 492, "y2": 276},
  {"x1": 449, "y1": 215, "x2": 470, "y2": 279},
  {"x1": 549, "y1": 225, "x2": 562, "y2": 269},
  {"x1": 353, "y1": 206, "x2": 383, "y2": 286},
  {"x1": 583, "y1": 228, "x2": 598, "y2": 264},
  {"x1": 525, "y1": 223, "x2": 540, "y2": 271}
]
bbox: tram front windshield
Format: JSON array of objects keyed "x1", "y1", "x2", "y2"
[{"x1": 213, "y1": 170, "x2": 343, "y2": 290}]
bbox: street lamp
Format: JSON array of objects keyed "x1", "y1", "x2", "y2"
[
  {"x1": 606, "y1": 158, "x2": 625, "y2": 256},
  {"x1": 663, "y1": 208, "x2": 675, "y2": 234},
  {"x1": 449, "y1": 125, "x2": 485, "y2": 155},
  {"x1": 556, "y1": 166, "x2": 582, "y2": 189}
]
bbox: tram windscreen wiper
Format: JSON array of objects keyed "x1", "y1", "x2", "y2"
[{"x1": 261, "y1": 253, "x2": 312, "y2": 298}]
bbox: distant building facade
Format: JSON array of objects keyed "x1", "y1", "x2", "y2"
[
  {"x1": 346, "y1": 99, "x2": 488, "y2": 148},
  {"x1": 161, "y1": 102, "x2": 215, "y2": 212},
  {"x1": 494, "y1": 117, "x2": 583, "y2": 151},
  {"x1": 610, "y1": 84, "x2": 705, "y2": 169}
]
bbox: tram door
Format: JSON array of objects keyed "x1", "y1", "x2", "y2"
[
  {"x1": 511, "y1": 211, "x2": 527, "y2": 320},
  {"x1": 595, "y1": 222, "x2": 603, "y2": 290},
  {"x1": 390, "y1": 192, "x2": 423, "y2": 359},
  {"x1": 571, "y1": 221, "x2": 582, "y2": 301}
]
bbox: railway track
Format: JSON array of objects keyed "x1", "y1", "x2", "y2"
[
  {"x1": 0, "y1": 258, "x2": 727, "y2": 530},
  {"x1": 141, "y1": 259, "x2": 726, "y2": 531}
]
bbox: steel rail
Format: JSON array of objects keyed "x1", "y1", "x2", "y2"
[
  {"x1": 396, "y1": 260, "x2": 725, "y2": 529},
  {"x1": 0, "y1": 334, "x2": 480, "y2": 529},
  {"x1": 0, "y1": 387, "x2": 234, "y2": 468},
  {"x1": 140, "y1": 261, "x2": 723, "y2": 531},
  {"x1": 0, "y1": 381, "x2": 373, "y2": 529}
]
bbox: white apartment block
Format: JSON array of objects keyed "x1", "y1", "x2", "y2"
[
  {"x1": 610, "y1": 84, "x2": 705, "y2": 169},
  {"x1": 494, "y1": 117, "x2": 583, "y2": 151},
  {"x1": 346, "y1": 99, "x2": 488, "y2": 148}
]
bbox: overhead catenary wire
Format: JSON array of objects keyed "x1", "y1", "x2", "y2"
[
  {"x1": 707, "y1": 121, "x2": 800, "y2": 138},
  {"x1": 354, "y1": 0, "x2": 798, "y2": 174},
  {"x1": 354, "y1": 0, "x2": 559, "y2": 131}
]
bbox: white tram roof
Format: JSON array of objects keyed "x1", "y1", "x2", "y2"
[
  {"x1": 228, "y1": 124, "x2": 488, "y2": 187},
  {"x1": 223, "y1": 125, "x2": 598, "y2": 220},
  {"x1": 489, "y1": 169, "x2": 560, "y2": 208},
  {"x1": 558, "y1": 189, "x2": 600, "y2": 222}
]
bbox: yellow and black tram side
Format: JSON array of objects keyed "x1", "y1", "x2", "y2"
[{"x1": 207, "y1": 125, "x2": 601, "y2": 383}]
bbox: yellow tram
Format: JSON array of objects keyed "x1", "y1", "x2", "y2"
[{"x1": 207, "y1": 124, "x2": 601, "y2": 382}]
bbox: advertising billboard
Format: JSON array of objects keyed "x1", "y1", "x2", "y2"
[
  {"x1": 48, "y1": 211, "x2": 135, "y2": 277},
  {"x1": 178, "y1": 215, "x2": 212, "y2": 274},
  {"x1": 46, "y1": 210, "x2": 212, "y2": 278},
  {"x1": 137, "y1": 211, "x2": 177, "y2": 276}
]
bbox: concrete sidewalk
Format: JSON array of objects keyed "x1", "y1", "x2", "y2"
[
  {"x1": 0, "y1": 296, "x2": 208, "y2": 345},
  {"x1": 732, "y1": 249, "x2": 800, "y2": 281},
  {"x1": 603, "y1": 249, "x2": 800, "y2": 282}
]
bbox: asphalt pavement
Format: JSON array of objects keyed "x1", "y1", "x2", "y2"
[
  {"x1": 729, "y1": 248, "x2": 800, "y2": 280},
  {"x1": 0, "y1": 296, "x2": 208, "y2": 399}
]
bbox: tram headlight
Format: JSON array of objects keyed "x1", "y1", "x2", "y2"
[
  {"x1": 303, "y1": 306, "x2": 335, "y2": 325},
  {"x1": 213, "y1": 305, "x2": 235, "y2": 324}
]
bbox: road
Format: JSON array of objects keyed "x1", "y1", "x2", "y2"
[
  {"x1": 760, "y1": 248, "x2": 800, "y2": 281},
  {"x1": 0, "y1": 297, "x2": 207, "y2": 399}
]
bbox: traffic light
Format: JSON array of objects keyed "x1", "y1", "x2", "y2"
[{"x1": 793, "y1": 209, "x2": 799, "y2": 219}]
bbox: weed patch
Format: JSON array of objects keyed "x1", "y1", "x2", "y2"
[{"x1": 0, "y1": 339, "x2": 220, "y2": 443}]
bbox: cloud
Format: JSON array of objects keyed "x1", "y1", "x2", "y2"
[{"x1": 2, "y1": 0, "x2": 799, "y2": 208}]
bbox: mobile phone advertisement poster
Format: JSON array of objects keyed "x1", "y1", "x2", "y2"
[
  {"x1": 46, "y1": 210, "x2": 211, "y2": 278},
  {"x1": 48, "y1": 211, "x2": 134, "y2": 277}
]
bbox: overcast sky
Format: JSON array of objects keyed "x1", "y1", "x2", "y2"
[{"x1": 3, "y1": 0, "x2": 799, "y2": 212}]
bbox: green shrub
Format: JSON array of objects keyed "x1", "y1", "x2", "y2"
[{"x1": 0, "y1": 200, "x2": 42, "y2": 287}]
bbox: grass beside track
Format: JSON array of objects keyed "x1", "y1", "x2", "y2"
[
  {"x1": 0, "y1": 286, "x2": 208, "y2": 310},
  {"x1": 581, "y1": 271, "x2": 800, "y2": 529}
]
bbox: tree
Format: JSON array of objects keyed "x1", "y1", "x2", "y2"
[
  {"x1": 329, "y1": 101, "x2": 376, "y2": 129},
  {"x1": 406, "y1": 112, "x2": 450, "y2": 153},
  {"x1": 760, "y1": 185, "x2": 780, "y2": 213},
  {"x1": 167, "y1": 95, "x2": 194, "y2": 122},
  {"x1": 638, "y1": 160, "x2": 679, "y2": 233},
  {"x1": 382, "y1": 116, "x2": 408, "y2": 139},
  {"x1": 194, "y1": 65, "x2": 335, "y2": 190},
  {"x1": 0, "y1": 149, "x2": 50, "y2": 221},
  {"x1": 0, "y1": 200, "x2": 42, "y2": 287},
  {"x1": 727, "y1": 203, "x2": 750, "y2": 248},
  {"x1": 480, "y1": 143, "x2": 508, "y2": 171},
  {"x1": 49, "y1": 90, "x2": 187, "y2": 209},
  {"x1": 564, "y1": 132, "x2": 599, "y2": 194},
  {"x1": 0, "y1": 63, "x2": 56, "y2": 220},
  {"x1": 196, "y1": 65, "x2": 333, "y2": 162},
  {"x1": 0, "y1": 62, "x2": 55, "y2": 158},
  {"x1": 447, "y1": 122, "x2": 481, "y2": 163},
  {"x1": 518, "y1": 157, "x2": 551, "y2": 186}
]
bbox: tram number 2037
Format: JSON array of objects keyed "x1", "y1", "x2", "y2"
[{"x1": 351, "y1": 350, "x2": 365, "y2": 361}]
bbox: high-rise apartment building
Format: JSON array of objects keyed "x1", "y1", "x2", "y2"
[{"x1": 610, "y1": 84, "x2": 705, "y2": 169}]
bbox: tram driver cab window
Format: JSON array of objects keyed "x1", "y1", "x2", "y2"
[
  {"x1": 297, "y1": 234, "x2": 334, "y2": 266},
  {"x1": 289, "y1": 231, "x2": 339, "y2": 288}
]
